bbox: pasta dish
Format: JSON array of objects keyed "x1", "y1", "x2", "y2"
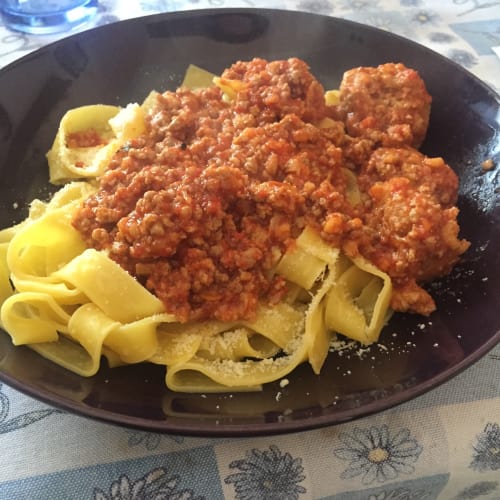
[{"x1": 0, "y1": 58, "x2": 469, "y2": 392}]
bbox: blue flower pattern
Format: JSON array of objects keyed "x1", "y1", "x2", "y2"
[
  {"x1": 333, "y1": 425, "x2": 423, "y2": 485},
  {"x1": 470, "y1": 422, "x2": 500, "y2": 472},
  {"x1": 368, "y1": 487, "x2": 430, "y2": 500},
  {"x1": 428, "y1": 32, "x2": 456, "y2": 43},
  {"x1": 127, "y1": 430, "x2": 184, "y2": 450},
  {"x1": 400, "y1": 0, "x2": 423, "y2": 6},
  {"x1": 93, "y1": 468, "x2": 204, "y2": 500},
  {"x1": 0, "y1": 383, "x2": 62, "y2": 434},
  {"x1": 447, "y1": 48, "x2": 479, "y2": 68},
  {"x1": 297, "y1": 0, "x2": 333, "y2": 15},
  {"x1": 224, "y1": 445, "x2": 306, "y2": 499},
  {"x1": 453, "y1": 0, "x2": 500, "y2": 17},
  {"x1": 409, "y1": 9, "x2": 440, "y2": 26},
  {"x1": 339, "y1": 0, "x2": 377, "y2": 10},
  {"x1": 454, "y1": 480, "x2": 499, "y2": 499}
]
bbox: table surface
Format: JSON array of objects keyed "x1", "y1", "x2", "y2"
[{"x1": 0, "y1": 1, "x2": 499, "y2": 499}]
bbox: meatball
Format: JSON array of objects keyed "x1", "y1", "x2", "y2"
[
  {"x1": 337, "y1": 63, "x2": 432, "y2": 148},
  {"x1": 359, "y1": 146, "x2": 459, "y2": 207},
  {"x1": 349, "y1": 177, "x2": 469, "y2": 315},
  {"x1": 221, "y1": 57, "x2": 328, "y2": 124}
]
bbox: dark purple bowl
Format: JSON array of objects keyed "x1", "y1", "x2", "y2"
[{"x1": 0, "y1": 8, "x2": 499, "y2": 436}]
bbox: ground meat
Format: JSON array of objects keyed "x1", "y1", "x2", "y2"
[
  {"x1": 72, "y1": 58, "x2": 354, "y2": 322},
  {"x1": 221, "y1": 57, "x2": 329, "y2": 124},
  {"x1": 66, "y1": 129, "x2": 107, "y2": 148},
  {"x1": 390, "y1": 279, "x2": 436, "y2": 317},
  {"x1": 343, "y1": 176, "x2": 469, "y2": 314},
  {"x1": 72, "y1": 57, "x2": 468, "y2": 321},
  {"x1": 337, "y1": 63, "x2": 432, "y2": 148},
  {"x1": 359, "y1": 146, "x2": 459, "y2": 207}
]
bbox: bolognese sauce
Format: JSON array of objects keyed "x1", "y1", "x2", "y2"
[
  {"x1": 72, "y1": 58, "x2": 469, "y2": 322},
  {"x1": 66, "y1": 129, "x2": 107, "y2": 148}
]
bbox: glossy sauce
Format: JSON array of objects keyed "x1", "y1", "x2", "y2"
[{"x1": 72, "y1": 58, "x2": 469, "y2": 321}]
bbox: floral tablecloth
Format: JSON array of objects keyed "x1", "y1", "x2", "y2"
[{"x1": 0, "y1": 1, "x2": 499, "y2": 499}]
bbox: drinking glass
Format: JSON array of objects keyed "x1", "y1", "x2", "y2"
[{"x1": 0, "y1": 0, "x2": 98, "y2": 35}]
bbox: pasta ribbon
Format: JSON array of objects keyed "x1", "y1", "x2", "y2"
[
  {"x1": 7, "y1": 209, "x2": 85, "y2": 279},
  {"x1": 47, "y1": 105, "x2": 120, "y2": 183},
  {"x1": 213, "y1": 77, "x2": 247, "y2": 101},
  {"x1": 1, "y1": 291, "x2": 71, "y2": 344},
  {"x1": 197, "y1": 328, "x2": 279, "y2": 362},
  {"x1": 0, "y1": 243, "x2": 13, "y2": 307},
  {"x1": 28, "y1": 307, "x2": 177, "y2": 377},
  {"x1": 325, "y1": 89, "x2": 340, "y2": 106},
  {"x1": 47, "y1": 103, "x2": 146, "y2": 183},
  {"x1": 165, "y1": 302, "x2": 305, "y2": 393},
  {"x1": 276, "y1": 226, "x2": 337, "y2": 290},
  {"x1": 2, "y1": 184, "x2": 96, "y2": 313},
  {"x1": 151, "y1": 321, "x2": 228, "y2": 366},
  {"x1": 181, "y1": 64, "x2": 216, "y2": 90},
  {"x1": 305, "y1": 270, "x2": 336, "y2": 375},
  {"x1": 277, "y1": 226, "x2": 341, "y2": 373},
  {"x1": 182, "y1": 64, "x2": 245, "y2": 101},
  {"x1": 28, "y1": 303, "x2": 117, "y2": 376},
  {"x1": 325, "y1": 256, "x2": 393, "y2": 344},
  {"x1": 54, "y1": 249, "x2": 165, "y2": 323}
]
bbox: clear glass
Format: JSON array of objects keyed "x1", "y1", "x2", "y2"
[{"x1": 0, "y1": 0, "x2": 98, "y2": 35}]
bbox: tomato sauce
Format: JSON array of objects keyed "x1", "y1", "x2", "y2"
[
  {"x1": 72, "y1": 58, "x2": 469, "y2": 321},
  {"x1": 66, "y1": 129, "x2": 106, "y2": 148}
]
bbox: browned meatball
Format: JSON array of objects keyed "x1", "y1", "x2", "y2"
[
  {"x1": 344, "y1": 176, "x2": 469, "y2": 315},
  {"x1": 337, "y1": 63, "x2": 432, "y2": 148},
  {"x1": 221, "y1": 57, "x2": 328, "y2": 124},
  {"x1": 359, "y1": 146, "x2": 459, "y2": 207}
]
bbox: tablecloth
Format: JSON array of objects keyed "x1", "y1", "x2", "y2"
[{"x1": 0, "y1": 1, "x2": 499, "y2": 499}]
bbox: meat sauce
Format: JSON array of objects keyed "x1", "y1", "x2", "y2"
[
  {"x1": 72, "y1": 58, "x2": 469, "y2": 322},
  {"x1": 66, "y1": 129, "x2": 107, "y2": 148}
]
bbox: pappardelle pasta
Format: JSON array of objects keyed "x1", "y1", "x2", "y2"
[{"x1": 0, "y1": 58, "x2": 469, "y2": 392}]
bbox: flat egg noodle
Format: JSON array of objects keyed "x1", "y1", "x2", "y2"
[
  {"x1": 0, "y1": 183, "x2": 96, "y2": 336},
  {"x1": 275, "y1": 243, "x2": 326, "y2": 290},
  {"x1": 47, "y1": 103, "x2": 146, "y2": 184},
  {"x1": 27, "y1": 304, "x2": 178, "y2": 377},
  {"x1": 306, "y1": 271, "x2": 336, "y2": 375},
  {"x1": 0, "y1": 243, "x2": 13, "y2": 307},
  {"x1": 65, "y1": 304, "x2": 169, "y2": 369},
  {"x1": 241, "y1": 302, "x2": 307, "y2": 349},
  {"x1": 28, "y1": 303, "x2": 114, "y2": 376},
  {"x1": 0, "y1": 183, "x2": 97, "y2": 344},
  {"x1": 54, "y1": 249, "x2": 166, "y2": 324},
  {"x1": 160, "y1": 301, "x2": 306, "y2": 392},
  {"x1": 164, "y1": 223, "x2": 392, "y2": 392},
  {"x1": 0, "y1": 180, "x2": 170, "y2": 373},
  {"x1": 1, "y1": 292, "x2": 71, "y2": 344},
  {"x1": 325, "y1": 255, "x2": 393, "y2": 344},
  {"x1": 149, "y1": 321, "x2": 229, "y2": 366},
  {"x1": 2, "y1": 194, "x2": 307, "y2": 388},
  {"x1": 197, "y1": 328, "x2": 281, "y2": 362},
  {"x1": 29, "y1": 335, "x2": 106, "y2": 377},
  {"x1": 165, "y1": 303, "x2": 306, "y2": 393},
  {"x1": 282, "y1": 227, "x2": 340, "y2": 374},
  {"x1": 45, "y1": 180, "x2": 98, "y2": 210},
  {"x1": 5, "y1": 200, "x2": 90, "y2": 305},
  {"x1": 181, "y1": 64, "x2": 217, "y2": 89}
]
